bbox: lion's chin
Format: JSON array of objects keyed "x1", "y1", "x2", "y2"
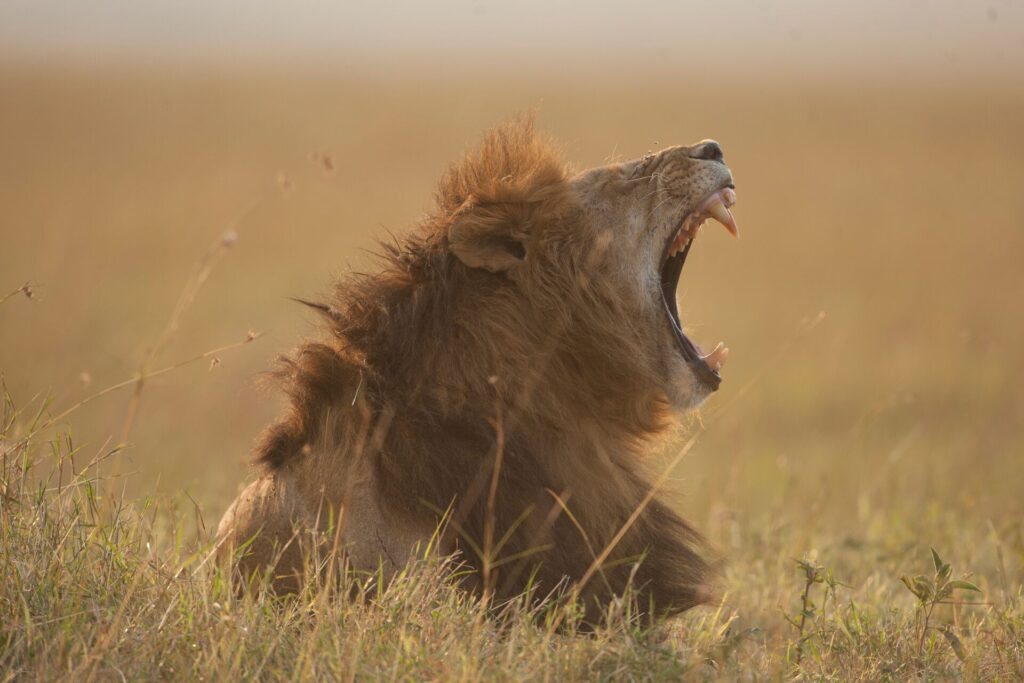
[{"x1": 665, "y1": 363, "x2": 718, "y2": 411}]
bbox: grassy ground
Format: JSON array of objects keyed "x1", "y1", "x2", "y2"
[{"x1": 1, "y1": 66, "x2": 1023, "y2": 680}]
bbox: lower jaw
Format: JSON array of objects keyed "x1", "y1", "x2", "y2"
[
  {"x1": 665, "y1": 369, "x2": 718, "y2": 410},
  {"x1": 659, "y1": 285, "x2": 721, "y2": 391},
  {"x1": 660, "y1": 229, "x2": 722, "y2": 393},
  {"x1": 686, "y1": 356, "x2": 722, "y2": 392},
  {"x1": 668, "y1": 323, "x2": 722, "y2": 392}
]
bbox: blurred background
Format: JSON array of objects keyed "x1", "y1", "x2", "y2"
[{"x1": 1, "y1": 1, "x2": 1021, "y2": 583}]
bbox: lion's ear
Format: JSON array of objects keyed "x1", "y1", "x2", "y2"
[{"x1": 448, "y1": 196, "x2": 529, "y2": 273}]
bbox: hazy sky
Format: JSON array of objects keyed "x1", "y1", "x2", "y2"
[{"x1": 1, "y1": 0, "x2": 1021, "y2": 80}]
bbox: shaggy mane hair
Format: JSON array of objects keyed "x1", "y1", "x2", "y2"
[{"x1": 254, "y1": 119, "x2": 713, "y2": 618}]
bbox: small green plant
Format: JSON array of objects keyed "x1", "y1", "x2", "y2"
[
  {"x1": 786, "y1": 558, "x2": 848, "y2": 666},
  {"x1": 900, "y1": 547, "x2": 982, "y2": 658}
]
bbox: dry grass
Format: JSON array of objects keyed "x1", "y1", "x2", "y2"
[{"x1": 1, "y1": 65, "x2": 1023, "y2": 680}]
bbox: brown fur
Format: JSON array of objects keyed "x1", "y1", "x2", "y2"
[{"x1": 216, "y1": 118, "x2": 736, "y2": 620}]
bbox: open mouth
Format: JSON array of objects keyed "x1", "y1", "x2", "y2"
[{"x1": 659, "y1": 186, "x2": 737, "y2": 391}]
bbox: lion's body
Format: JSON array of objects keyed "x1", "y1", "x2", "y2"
[{"x1": 216, "y1": 120, "x2": 734, "y2": 619}]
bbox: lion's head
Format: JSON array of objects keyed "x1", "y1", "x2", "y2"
[
  {"x1": 440, "y1": 119, "x2": 737, "y2": 418},
  {"x1": 222, "y1": 118, "x2": 739, "y2": 620}
]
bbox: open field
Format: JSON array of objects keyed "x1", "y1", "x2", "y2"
[{"x1": 2, "y1": 66, "x2": 1023, "y2": 679}]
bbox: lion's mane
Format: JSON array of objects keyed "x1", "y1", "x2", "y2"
[{"x1": 243, "y1": 120, "x2": 712, "y2": 618}]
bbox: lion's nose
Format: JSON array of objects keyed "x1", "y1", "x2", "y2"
[{"x1": 688, "y1": 140, "x2": 724, "y2": 163}]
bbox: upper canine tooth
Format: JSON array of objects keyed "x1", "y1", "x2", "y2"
[{"x1": 707, "y1": 200, "x2": 739, "y2": 238}]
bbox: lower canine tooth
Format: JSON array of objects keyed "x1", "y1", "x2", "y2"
[{"x1": 701, "y1": 342, "x2": 729, "y2": 371}]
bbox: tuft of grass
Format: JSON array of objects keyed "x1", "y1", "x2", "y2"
[
  {"x1": 2, "y1": 388, "x2": 1023, "y2": 680},
  {"x1": 0, "y1": 396, "x2": 723, "y2": 680}
]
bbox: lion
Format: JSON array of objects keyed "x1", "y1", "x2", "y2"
[{"x1": 215, "y1": 118, "x2": 739, "y2": 621}]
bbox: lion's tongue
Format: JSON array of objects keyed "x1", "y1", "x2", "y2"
[{"x1": 701, "y1": 342, "x2": 729, "y2": 371}]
